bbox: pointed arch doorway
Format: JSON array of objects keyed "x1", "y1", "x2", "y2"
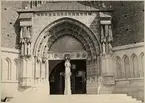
[{"x1": 33, "y1": 18, "x2": 100, "y2": 95}]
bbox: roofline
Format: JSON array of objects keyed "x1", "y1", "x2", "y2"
[{"x1": 17, "y1": 9, "x2": 113, "y2": 13}]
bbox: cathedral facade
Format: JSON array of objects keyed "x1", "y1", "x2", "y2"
[{"x1": 1, "y1": 1, "x2": 144, "y2": 102}]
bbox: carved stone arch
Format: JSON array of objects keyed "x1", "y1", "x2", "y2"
[
  {"x1": 37, "y1": 26, "x2": 90, "y2": 56},
  {"x1": 122, "y1": 55, "x2": 130, "y2": 79},
  {"x1": 115, "y1": 56, "x2": 122, "y2": 79},
  {"x1": 130, "y1": 53, "x2": 139, "y2": 78},
  {"x1": 39, "y1": 34, "x2": 51, "y2": 57},
  {"x1": 48, "y1": 32, "x2": 90, "y2": 52},
  {"x1": 33, "y1": 17, "x2": 100, "y2": 60},
  {"x1": 39, "y1": 24, "x2": 95, "y2": 60},
  {"x1": 139, "y1": 52, "x2": 144, "y2": 77},
  {"x1": 45, "y1": 30, "x2": 92, "y2": 58},
  {"x1": 38, "y1": 25, "x2": 93, "y2": 59}
]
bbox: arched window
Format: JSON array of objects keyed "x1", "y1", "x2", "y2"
[
  {"x1": 131, "y1": 54, "x2": 139, "y2": 78},
  {"x1": 3, "y1": 58, "x2": 11, "y2": 80},
  {"x1": 116, "y1": 56, "x2": 122, "y2": 79},
  {"x1": 123, "y1": 55, "x2": 130, "y2": 79},
  {"x1": 11, "y1": 60, "x2": 17, "y2": 80},
  {"x1": 139, "y1": 53, "x2": 144, "y2": 77}
]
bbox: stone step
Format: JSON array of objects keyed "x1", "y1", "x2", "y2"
[{"x1": 9, "y1": 92, "x2": 143, "y2": 103}]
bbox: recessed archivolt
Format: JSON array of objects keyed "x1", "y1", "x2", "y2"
[
  {"x1": 43, "y1": 29, "x2": 92, "y2": 55},
  {"x1": 46, "y1": 32, "x2": 91, "y2": 58},
  {"x1": 40, "y1": 28, "x2": 95, "y2": 60},
  {"x1": 33, "y1": 17, "x2": 100, "y2": 60}
]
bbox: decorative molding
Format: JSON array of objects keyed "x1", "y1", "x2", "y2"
[
  {"x1": 99, "y1": 12, "x2": 112, "y2": 17},
  {"x1": 47, "y1": 51, "x2": 87, "y2": 60},
  {"x1": 112, "y1": 42, "x2": 144, "y2": 51},
  {"x1": 100, "y1": 20, "x2": 111, "y2": 24},
  {"x1": 20, "y1": 21, "x2": 32, "y2": 26},
  {"x1": 17, "y1": 9, "x2": 113, "y2": 13},
  {"x1": 115, "y1": 77, "x2": 144, "y2": 81},
  {"x1": 1, "y1": 80, "x2": 19, "y2": 83},
  {"x1": 1, "y1": 47, "x2": 20, "y2": 54},
  {"x1": 34, "y1": 12, "x2": 94, "y2": 17},
  {"x1": 33, "y1": 18, "x2": 99, "y2": 59}
]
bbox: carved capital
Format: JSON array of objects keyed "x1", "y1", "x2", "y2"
[
  {"x1": 42, "y1": 56, "x2": 47, "y2": 63},
  {"x1": 36, "y1": 56, "x2": 41, "y2": 62}
]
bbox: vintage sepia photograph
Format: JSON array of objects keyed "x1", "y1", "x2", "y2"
[{"x1": 1, "y1": 1, "x2": 144, "y2": 103}]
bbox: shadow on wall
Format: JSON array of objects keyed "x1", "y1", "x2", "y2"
[{"x1": 13, "y1": 16, "x2": 21, "y2": 49}]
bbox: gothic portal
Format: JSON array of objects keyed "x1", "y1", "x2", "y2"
[
  {"x1": 1, "y1": 2, "x2": 144, "y2": 101},
  {"x1": 16, "y1": 2, "x2": 114, "y2": 94},
  {"x1": 31, "y1": 17, "x2": 102, "y2": 94}
]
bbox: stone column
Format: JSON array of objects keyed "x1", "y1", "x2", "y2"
[
  {"x1": 64, "y1": 58, "x2": 72, "y2": 95},
  {"x1": 41, "y1": 56, "x2": 50, "y2": 94},
  {"x1": 46, "y1": 60, "x2": 50, "y2": 94}
]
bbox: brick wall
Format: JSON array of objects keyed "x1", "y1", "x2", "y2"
[
  {"x1": 111, "y1": 1, "x2": 144, "y2": 47},
  {"x1": 1, "y1": 1, "x2": 144, "y2": 48},
  {"x1": 1, "y1": 1, "x2": 23, "y2": 49}
]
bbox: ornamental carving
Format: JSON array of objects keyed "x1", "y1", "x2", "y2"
[
  {"x1": 47, "y1": 51, "x2": 87, "y2": 60},
  {"x1": 20, "y1": 26, "x2": 32, "y2": 57},
  {"x1": 101, "y1": 24, "x2": 113, "y2": 55},
  {"x1": 33, "y1": 18, "x2": 100, "y2": 61}
]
